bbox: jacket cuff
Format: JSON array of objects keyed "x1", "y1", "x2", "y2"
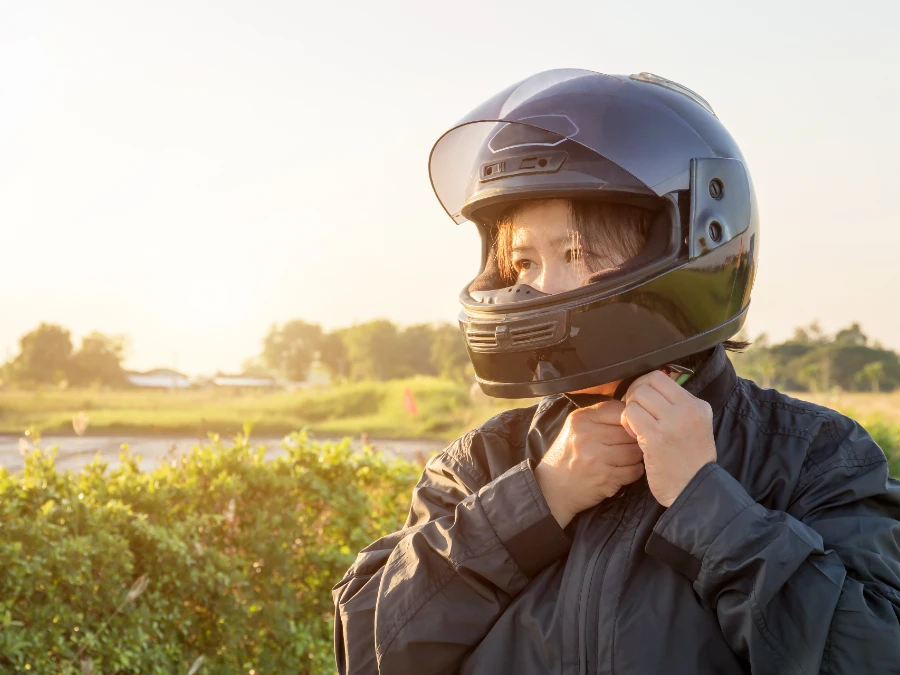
[
  {"x1": 477, "y1": 458, "x2": 572, "y2": 578},
  {"x1": 645, "y1": 462, "x2": 754, "y2": 581}
]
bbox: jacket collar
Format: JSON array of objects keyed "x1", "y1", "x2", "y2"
[
  {"x1": 682, "y1": 343, "x2": 737, "y2": 417},
  {"x1": 526, "y1": 344, "x2": 738, "y2": 464},
  {"x1": 548, "y1": 343, "x2": 737, "y2": 419}
]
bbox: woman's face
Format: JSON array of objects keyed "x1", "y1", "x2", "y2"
[
  {"x1": 506, "y1": 198, "x2": 623, "y2": 396},
  {"x1": 507, "y1": 199, "x2": 590, "y2": 295}
]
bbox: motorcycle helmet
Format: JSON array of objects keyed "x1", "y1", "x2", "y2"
[{"x1": 429, "y1": 69, "x2": 758, "y2": 398}]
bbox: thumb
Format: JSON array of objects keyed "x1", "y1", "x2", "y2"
[{"x1": 620, "y1": 408, "x2": 637, "y2": 439}]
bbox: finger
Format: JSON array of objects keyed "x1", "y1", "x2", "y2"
[
  {"x1": 623, "y1": 382, "x2": 671, "y2": 420},
  {"x1": 602, "y1": 442, "x2": 643, "y2": 466},
  {"x1": 579, "y1": 399, "x2": 626, "y2": 424},
  {"x1": 612, "y1": 461, "x2": 645, "y2": 484},
  {"x1": 620, "y1": 412, "x2": 637, "y2": 439},
  {"x1": 622, "y1": 401, "x2": 657, "y2": 438},
  {"x1": 587, "y1": 423, "x2": 637, "y2": 446},
  {"x1": 626, "y1": 369, "x2": 681, "y2": 405}
]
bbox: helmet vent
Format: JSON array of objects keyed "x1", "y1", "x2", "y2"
[
  {"x1": 509, "y1": 322, "x2": 557, "y2": 346},
  {"x1": 465, "y1": 312, "x2": 568, "y2": 353},
  {"x1": 483, "y1": 161, "x2": 506, "y2": 178},
  {"x1": 466, "y1": 328, "x2": 498, "y2": 349}
]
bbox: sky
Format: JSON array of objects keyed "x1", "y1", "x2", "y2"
[{"x1": 1, "y1": 0, "x2": 899, "y2": 375}]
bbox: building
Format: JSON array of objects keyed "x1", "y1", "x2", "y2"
[{"x1": 126, "y1": 368, "x2": 192, "y2": 389}]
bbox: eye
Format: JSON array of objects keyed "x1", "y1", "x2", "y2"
[{"x1": 515, "y1": 259, "x2": 534, "y2": 274}]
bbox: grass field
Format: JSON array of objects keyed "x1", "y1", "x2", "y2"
[
  {"x1": 789, "y1": 389, "x2": 900, "y2": 424},
  {"x1": 0, "y1": 377, "x2": 522, "y2": 440},
  {"x1": 1, "y1": 378, "x2": 898, "y2": 449}
]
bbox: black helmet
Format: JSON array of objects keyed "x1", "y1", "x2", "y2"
[{"x1": 429, "y1": 69, "x2": 758, "y2": 398}]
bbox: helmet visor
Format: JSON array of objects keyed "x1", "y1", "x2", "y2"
[{"x1": 429, "y1": 69, "x2": 714, "y2": 225}]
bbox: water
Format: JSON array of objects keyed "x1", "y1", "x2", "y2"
[{"x1": 0, "y1": 434, "x2": 447, "y2": 473}]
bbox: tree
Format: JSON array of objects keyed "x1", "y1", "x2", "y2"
[
  {"x1": 318, "y1": 331, "x2": 348, "y2": 379},
  {"x1": 397, "y1": 324, "x2": 438, "y2": 378},
  {"x1": 69, "y1": 332, "x2": 129, "y2": 387},
  {"x1": 261, "y1": 320, "x2": 324, "y2": 381},
  {"x1": 6, "y1": 323, "x2": 74, "y2": 386},
  {"x1": 791, "y1": 320, "x2": 826, "y2": 345},
  {"x1": 834, "y1": 322, "x2": 868, "y2": 347},
  {"x1": 857, "y1": 361, "x2": 885, "y2": 393},
  {"x1": 749, "y1": 353, "x2": 777, "y2": 389},
  {"x1": 341, "y1": 319, "x2": 402, "y2": 380},
  {"x1": 430, "y1": 324, "x2": 471, "y2": 382},
  {"x1": 729, "y1": 319, "x2": 900, "y2": 392},
  {"x1": 239, "y1": 356, "x2": 273, "y2": 378}
]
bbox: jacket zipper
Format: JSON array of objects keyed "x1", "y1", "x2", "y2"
[{"x1": 577, "y1": 492, "x2": 629, "y2": 675}]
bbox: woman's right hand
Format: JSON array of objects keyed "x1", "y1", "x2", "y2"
[{"x1": 534, "y1": 400, "x2": 645, "y2": 529}]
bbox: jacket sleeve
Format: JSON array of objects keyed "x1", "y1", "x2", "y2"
[
  {"x1": 332, "y1": 436, "x2": 572, "y2": 675},
  {"x1": 645, "y1": 414, "x2": 900, "y2": 674}
]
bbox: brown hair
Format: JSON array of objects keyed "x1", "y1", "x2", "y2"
[{"x1": 492, "y1": 199, "x2": 652, "y2": 285}]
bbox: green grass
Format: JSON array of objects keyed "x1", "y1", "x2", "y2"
[{"x1": 0, "y1": 378, "x2": 523, "y2": 440}]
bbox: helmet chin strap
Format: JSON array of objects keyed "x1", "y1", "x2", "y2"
[
  {"x1": 561, "y1": 375, "x2": 638, "y2": 409},
  {"x1": 562, "y1": 365, "x2": 693, "y2": 409}
]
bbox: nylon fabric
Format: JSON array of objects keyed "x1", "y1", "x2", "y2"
[{"x1": 333, "y1": 345, "x2": 900, "y2": 674}]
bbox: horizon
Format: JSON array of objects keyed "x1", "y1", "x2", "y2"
[
  {"x1": 4, "y1": 315, "x2": 889, "y2": 380},
  {"x1": 2, "y1": 1, "x2": 898, "y2": 374}
]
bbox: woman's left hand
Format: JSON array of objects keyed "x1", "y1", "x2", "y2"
[{"x1": 620, "y1": 370, "x2": 717, "y2": 507}]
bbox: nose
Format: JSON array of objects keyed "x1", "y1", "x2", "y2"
[{"x1": 533, "y1": 260, "x2": 584, "y2": 295}]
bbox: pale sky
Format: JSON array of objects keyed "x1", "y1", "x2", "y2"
[{"x1": 2, "y1": 0, "x2": 898, "y2": 374}]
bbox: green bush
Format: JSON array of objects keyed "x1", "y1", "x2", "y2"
[
  {"x1": 1, "y1": 429, "x2": 420, "y2": 673},
  {"x1": 863, "y1": 416, "x2": 900, "y2": 476}
]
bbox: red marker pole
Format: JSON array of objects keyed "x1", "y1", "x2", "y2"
[{"x1": 403, "y1": 387, "x2": 419, "y2": 416}]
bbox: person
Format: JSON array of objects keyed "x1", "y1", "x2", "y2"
[{"x1": 332, "y1": 69, "x2": 900, "y2": 674}]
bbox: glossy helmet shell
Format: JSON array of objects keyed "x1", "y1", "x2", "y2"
[{"x1": 428, "y1": 70, "x2": 759, "y2": 398}]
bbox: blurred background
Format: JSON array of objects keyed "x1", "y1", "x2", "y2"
[
  {"x1": 2, "y1": 0, "x2": 899, "y2": 451},
  {"x1": 2, "y1": 1, "x2": 899, "y2": 671}
]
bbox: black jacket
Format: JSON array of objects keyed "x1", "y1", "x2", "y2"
[{"x1": 333, "y1": 346, "x2": 900, "y2": 674}]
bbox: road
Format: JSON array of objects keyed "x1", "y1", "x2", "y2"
[{"x1": 0, "y1": 434, "x2": 447, "y2": 473}]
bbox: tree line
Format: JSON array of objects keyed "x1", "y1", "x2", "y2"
[
  {"x1": 0, "y1": 325, "x2": 129, "y2": 388},
  {"x1": 245, "y1": 319, "x2": 471, "y2": 383},
  {"x1": 0, "y1": 319, "x2": 472, "y2": 388},
  {"x1": 1, "y1": 319, "x2": 897, "y2": 393},
  {"x1": 731, "y1": 322, "x2": 900, "y2": 392}
]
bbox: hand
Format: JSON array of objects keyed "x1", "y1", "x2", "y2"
[
  {"x1": 534, "y1": 400, "x2": 645, "y2": 529},
  {"x1": 620, "y1": 370, "x2": 717, "y2": 507}
]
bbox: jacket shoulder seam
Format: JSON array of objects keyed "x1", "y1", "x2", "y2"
[
  {"x1": 735, "y1": 379, "x2": 837, "y2": 417},
  {"x1": 724, "y1": 397, "x2": 817, "y2": 443},
  {"x1": 796, "y1": 455, "x2": 886, "y2": 491},
  {"x1": 474, "y1": 405, "x2": 537, "y2": 449}
]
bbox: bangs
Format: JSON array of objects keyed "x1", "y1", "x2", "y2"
[{"x1": 486, "y1": 200, "x2": 653, "y2": 287}]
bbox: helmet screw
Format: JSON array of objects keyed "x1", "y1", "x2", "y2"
[
  {"x1": 709, "y1": 221, "x2": 723, "y2": 243},
  {"x1": 709, "y1": 178, "x2": 724, "y2": 200}
]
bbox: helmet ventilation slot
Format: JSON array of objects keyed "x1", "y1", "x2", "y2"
[
  {"x1": 466, "y1": 328, "x2": 498, "y2": 349},
  {"x1": 465, "y1": 314, "x2": 567, "y2": 353},
  {"x1": 509, "y1": 322, "x2": 557, "y2": 346}
]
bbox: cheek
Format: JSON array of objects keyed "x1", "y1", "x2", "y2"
[{"x1": 540, "y1": 260, "x2": 585, "y2": 294}]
